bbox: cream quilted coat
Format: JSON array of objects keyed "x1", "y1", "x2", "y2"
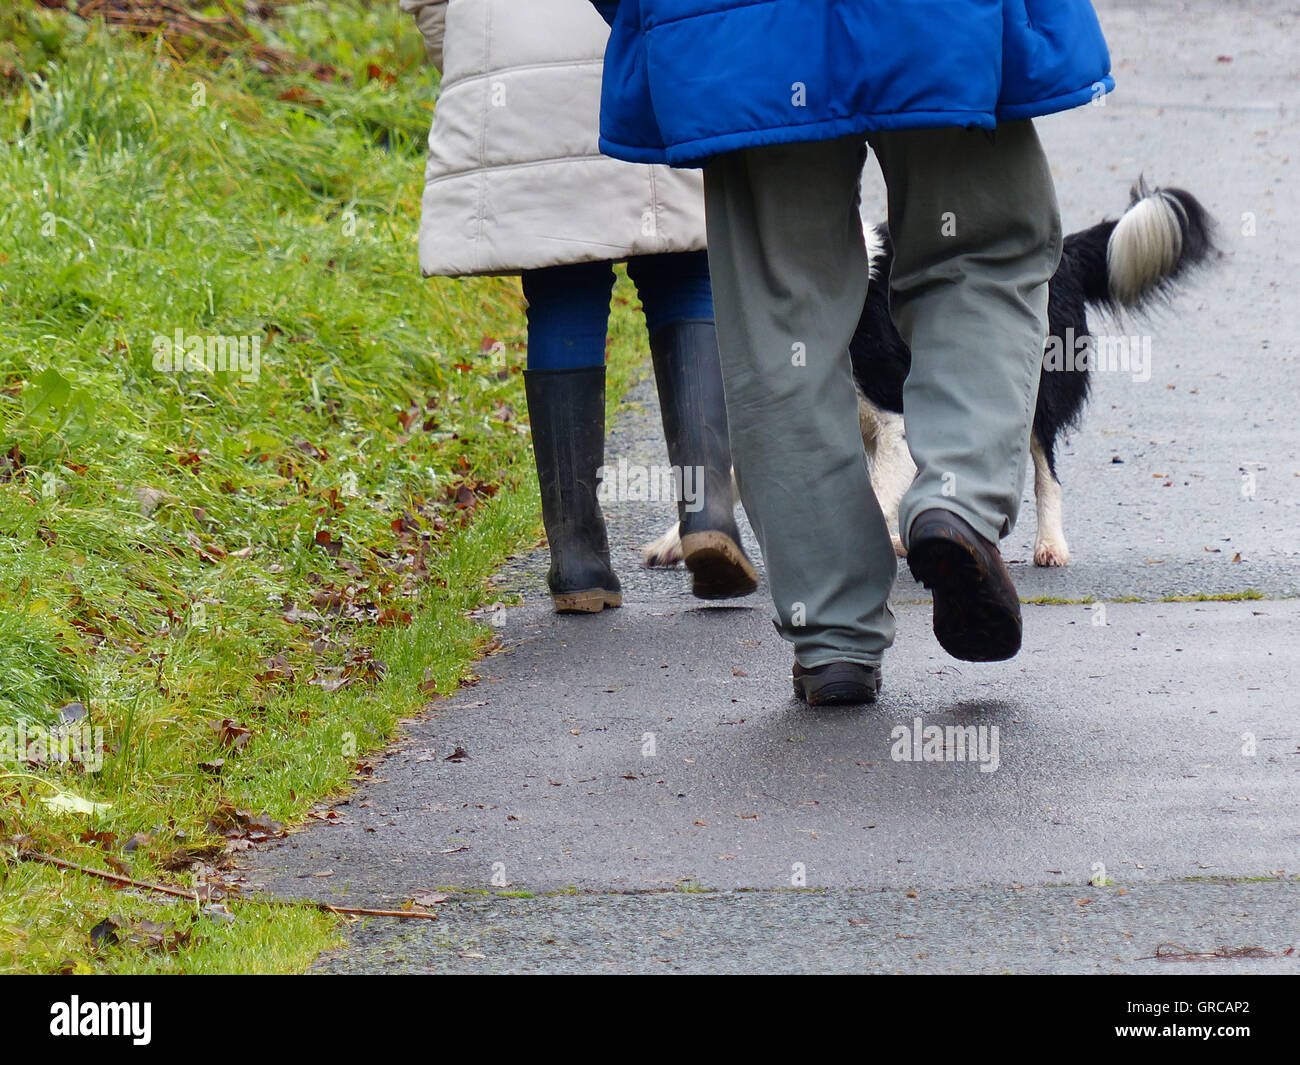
[{"x1": 399, "y1": 0, "x2": 708, "y2": 277}]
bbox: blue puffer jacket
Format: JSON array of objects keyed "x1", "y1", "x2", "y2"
[{"x1": 591, "y1": 0, "x2": 1114, "y2": 167}]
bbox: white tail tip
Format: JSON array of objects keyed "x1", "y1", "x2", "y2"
[{"x1": 1107, "y1": 191, "x2": 1185, "y2": 306}]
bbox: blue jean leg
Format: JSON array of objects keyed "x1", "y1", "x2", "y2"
[
  {"x1": 522, "y1": 260, "x2": 617, "y2": 370},
  {"x1": 626, "y1": 251, "x2": 715, "y2": 334}
]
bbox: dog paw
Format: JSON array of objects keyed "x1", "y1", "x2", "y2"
[
  {"x1": 891, "y1": 535, "x2": 907, "y2": 558},
  {"x1": 642, "y1": 523, "x2": 684, "y2": 568},
  {"x1": 1033, "y1": 539, "x2": 1070, "y2": 567}
]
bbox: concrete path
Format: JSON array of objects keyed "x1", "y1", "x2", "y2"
[{"x1": 246, "y1": 0, "x2": 1300, "y2": 973}]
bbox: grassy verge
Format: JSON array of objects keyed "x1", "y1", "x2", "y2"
[{"x1": 0, "y1": 2, "x2": 649, "y2": 973}]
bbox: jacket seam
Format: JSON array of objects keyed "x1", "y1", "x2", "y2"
[
  {"x1": 473, "y1": 0, "x2": 493, "y2": 272},
  {"x1": 441, "y1": 57, "x2": 604, "y2": 88},
  {"x1": 647, "y1": 0, "x2": 773, "y2": 30},
  {"x1": 648, "y1": 165, "x2": 660, "y2": 246},
  {"x1": 425, "y1": 153, "x2": 630, "y2": 186}
]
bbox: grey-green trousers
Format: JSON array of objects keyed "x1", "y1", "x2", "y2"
[{"x1": 703, "y1": 122, "x2": 1062, "y2": 668}]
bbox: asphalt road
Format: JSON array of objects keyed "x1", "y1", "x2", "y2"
[{"x1": 246, "y1": 0, "x2": 1300, "y2": 974}]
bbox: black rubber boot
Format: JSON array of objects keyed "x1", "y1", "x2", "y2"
[
  {"x1": 524, "y1": 366, "x2": 622, "y2": 613},
  {"x1": 649, "y1": 320, "x2": 758, "y2": 600}
]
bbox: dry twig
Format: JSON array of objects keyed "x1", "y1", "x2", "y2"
[
  {"x1": 44, "y1": 0, "x2": 339, "y2": 80},
  {"x1": 18, "y1": 847, "x2": 439, "y2": 921}
]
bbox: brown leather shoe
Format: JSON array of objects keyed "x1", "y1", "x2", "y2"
[{"x1": 906, "y1": 508, "x2": 1022, "y2": 662}]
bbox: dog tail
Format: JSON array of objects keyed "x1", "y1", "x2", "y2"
[
  {"x1": 1069, "y1": 180, "x2": 1216, "y2": 313},
  {"x1": 1107, "y1": 180, "x2": 1216, "y2": 306}
]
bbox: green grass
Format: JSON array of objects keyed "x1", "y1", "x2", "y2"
[
  {"x1": 1020, "y1": 592, "x2": 1269, "y2": 606},
  {"x1": 1158, "y1": 590, "x2": 1266, "y2": 603},
  {"x1": 0, "y1": 3, "x2": 649, "y2": 973}
]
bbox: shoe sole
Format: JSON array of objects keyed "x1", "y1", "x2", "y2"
[
  {"x1": 793, "y1": 670, "x2": 882, "y2": 707},
  {"x1": 551, "y1": 589, "x2": 623, "y2": 614},
  {"x1": 681, "y1": 531, "x2": 759, "y2": 600},
  {"x1": 907, "y1": 536, "x2": 1021, "y2": 662}
]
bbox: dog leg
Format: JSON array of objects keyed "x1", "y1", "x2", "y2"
[
  {"x1": 642, "y1": 469, "x2": 742, "y2": 568},
  {"x1": 642, "y1": 519, "x2": 683, "y2": 567},
  {"x1": 1031, "y1": 433, "x2": 1070, "y2": 566},
  {"x1": 859, "y1": 396, "x2": 913, "y2": 556}
]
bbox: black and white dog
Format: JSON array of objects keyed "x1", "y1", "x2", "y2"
[{"x1": 645, "y1": 181, "x2": 1214, "y2": 569}]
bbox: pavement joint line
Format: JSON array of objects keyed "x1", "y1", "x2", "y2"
[{"x1": 400, "y1": 876, "x2": 1300, "y2": 901}]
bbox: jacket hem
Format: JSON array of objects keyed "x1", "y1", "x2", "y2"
[
  {"x1": 602, "y1": 110, "x2": 998, "y2": 168},
  {"x1": 601, "y1": 80, "x2": 1115, "y2": 168},
  {"x1": 996, "y1": 77, "x2": 1116, "y2": 121},
  {"x1": 419, "y1": 238, "x2": 709, "y2": 279}
]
